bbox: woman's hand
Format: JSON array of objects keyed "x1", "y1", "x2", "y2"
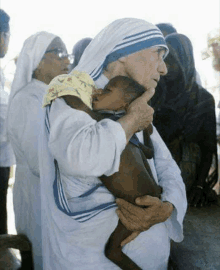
[
  {"x1": 126, "y1": 88, "x2": 155, "y2": 131},
  {"x1": 118, "y1": 88, "x2": 155, "y2": 142},
  {"x1": 116, "y1": 195, "x2": 174, "y2": 246}
]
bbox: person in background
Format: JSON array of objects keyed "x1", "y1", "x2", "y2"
[
  {"x1": 157, "y1": 23, "x2": 202, "y2": 85},
  {"x1": 152, "y1": 33, "x2": 218, "y2": 207},
  {"x1": 7, "y1": 31, "x2": 70, "y2": 270},
  {"x1": 70, "y1": 37, "x2": 92, "y2": 70},
  {"x1": 0, "y1": 8, "x2": 15, "y2": 235},
  {"x1": 156, "y1": 23, "x2": 177, "y2": 37}
]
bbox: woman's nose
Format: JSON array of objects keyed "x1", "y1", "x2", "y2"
[{"x1": 159, "y1": 60, "x2": 168, "y2": 76}]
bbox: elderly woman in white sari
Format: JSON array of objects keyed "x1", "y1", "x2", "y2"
[
  {"x1": 6, "y1": 31, "x2": 69, "y2": 269},
  {"x1": 39, "y1": 18, "x2": 187, "y2": 270}
]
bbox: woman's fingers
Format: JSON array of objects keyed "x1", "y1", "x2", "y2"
[
  {"x1": 116, "y1": 209, "x2": 139, "y2": 231},
  {"x1": 121, "y1": 231, "x2": 140, "y2": 247},
  {"x1": 126, "y1": 88, "x2": 155, "y2": 131},
  {"x1": 135, "y1": 195, "x2": 160, "y2": 206},
  {"x1": 116, "y1": 198, "x2": 142, "y2": 215},
  {"x1": 141, "y1": 88, "x2": 155, "y2": 102},
  {"x1": 116, "y1": 199, "x2": 146, "y2": 224}
]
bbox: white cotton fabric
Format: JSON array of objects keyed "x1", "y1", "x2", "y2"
[
  {"x1": 39, "y1": 18, "x2": 187, "y2": 269},
  {"x1": 6, "y1": 31, "x2": 57, "y2": 270},
  {"x1": 0, "y1": 67, "x2": 15, "y2": 166}
]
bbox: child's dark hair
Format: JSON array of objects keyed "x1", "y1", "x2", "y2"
[{"x1": 110, "y1": 75, "x2": 145, "y2": 104}]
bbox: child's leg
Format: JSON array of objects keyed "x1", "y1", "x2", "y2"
[{"x1": 105, "y1": 220, "x2": 142, "y2": 270}]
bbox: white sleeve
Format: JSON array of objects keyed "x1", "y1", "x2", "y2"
[
  {"x1": 151, "y1": 126, "x2": 187, "y2": 243},
  {"x1": 8, "y1": 93, "x2": 42, "y2": 176},
  {"x1": 48, "y1": 98, "x2": 126, "y2": 178}
]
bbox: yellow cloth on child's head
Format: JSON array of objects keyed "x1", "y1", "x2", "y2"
[{"x1": 42, "y1": 70, "x2": 96, "y2": 109}]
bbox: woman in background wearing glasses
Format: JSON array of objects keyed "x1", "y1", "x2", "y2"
[{"x1": 6, "y1": 31, "x2": 70, "y2": 270}]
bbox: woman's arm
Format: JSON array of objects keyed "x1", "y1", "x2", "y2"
[
  {"x1": 49, "y1": 89, "x2": 155, "y2": 178},
  {"x1": 63, "y1": 88, "x2": 155, "y2": 144},
  {"x1": 48, "y1": 98, "x2": 126, "y2": 177}
]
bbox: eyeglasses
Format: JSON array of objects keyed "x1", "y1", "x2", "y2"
[{"x1": 45, "y1": 49, "x2": 74, "y2": 63}]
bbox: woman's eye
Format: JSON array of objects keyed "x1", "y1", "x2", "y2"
[{"x1": 156, "y1": 49, "x2": 165, "y2": 59}]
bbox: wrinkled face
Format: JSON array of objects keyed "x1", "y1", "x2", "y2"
[
  {"x1": 92, "y1": 79, "x2": 127, "y2": 111},
  {"x1": 0, "y1": 32, "x2": 10, "y2": 58},
  {"x1": 121, "y1": 46, "x2": 167, "y2": 90}
]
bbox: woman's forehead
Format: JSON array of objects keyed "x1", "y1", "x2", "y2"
[
  {"x1": 46, "y1": 37, "x2": 66, "y2": 52},
  {"x1": 126, "y1": 45, "x2": 166, "y2": 58}
]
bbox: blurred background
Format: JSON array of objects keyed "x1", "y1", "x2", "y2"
[{"x1": 0, "y1": 0, "x2": 219, "y2": 105}]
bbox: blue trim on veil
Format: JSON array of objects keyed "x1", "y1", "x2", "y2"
[{"x1": 45, "y1": 106, "x2": 117, "y2": 223}]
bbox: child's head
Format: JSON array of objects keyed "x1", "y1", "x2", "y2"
[{"x1": 92, "y1": 76, "x2": 145, "y2": 111}]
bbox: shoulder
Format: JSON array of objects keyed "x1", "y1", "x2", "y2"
[{"x1": 13, "y1": 80, "x2": 47, "y2": 103}]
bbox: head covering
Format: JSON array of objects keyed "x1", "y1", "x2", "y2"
[
  {"x1": 153, "y1": 33, "x2": 195, "y2": 112},
  {"x1": 8, "y1": 32, "x2": 59, "y2": 103},
  {"x1": 0, "y1": 9, "x2": 10, "y2": 32},
  {"x1": 43, "y1": 18, "x2": 168, "y2": 107},
  {"x1": 166, "y1": 33, "x2": 195, "y2": 91},
  {"x1": 71, "y1": 38, "x2": 92, "y2": 69},
  {"x1": 76, "y1": 18, "x2": 168, "y2": 81},
  {"x1": 156, "y1": 23, "x2": 177, "y2": 36}
]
